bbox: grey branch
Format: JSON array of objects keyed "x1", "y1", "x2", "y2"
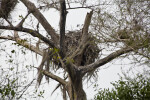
[
  {"x1": 59, "y1": 0, "x2": 67, "y2": 58},
  {"x1": 69, "y1": 10, "x2": 93, "y2": 59},
  {"x1": 20, "y1": 0, "x2": 59, "y2": 44},
  {"x1": 43, "y1": 70, "x2": 67, "y2": 86},
  {"x1": 16, "y1": 11, "x2": 31, "y2": 27},
  {"x1": 36, "y1": 50, "x2": 49, "y2": 87},
  {"x1": 0, "y1": 26, "x2": 57, "y2": 48},
  {"x1": 0, "y1": 35, "x2": 43, "y2": 55},
  {"x1": 80, "y1": 47, "x2": 134, "y2": 73}
]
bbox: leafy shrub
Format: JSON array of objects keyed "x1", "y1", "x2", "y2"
[{"x1": 94, "y1": 74, "x2": 150, "y2": 100}]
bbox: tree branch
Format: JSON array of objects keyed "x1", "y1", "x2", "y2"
[
  {"x1": 59, "y1": 0, "x2": 67, "y2": 58},
  {"x1": 36, "y1": 50, "x2": 49, "y2": 86},
  {"x1": 20, "y1": 0, "x2": 59, "y2": 44},
  {"x1": 43, "y1": 70, "x2": 67, "y2": 86},
  {"x1": 0, "y1": 35, "x2": 14, "y2": 40},
  {"x1": 0, "y1": 26, "x2": 57, "y2": 48},
  {"x1": 66, "y1": 4, "x2": 102, "y2": 10},
  {"x1": 80, "y1": 47, "x2": 134, "y2": 73},
  {"x1": 0, "y1": 35, "x2": 43, "y2": 55},
  {"x1": 82, "y1": 10, "x2": 93, "y2": 42},
  {"x1": 16, "y1": 11, "x2": 30, "y2": 27},
  {"x1": 69, "y1": 10, "x2": 93, "y2": 59}
]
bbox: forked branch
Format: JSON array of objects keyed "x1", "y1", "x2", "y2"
[
  {"x1": 69, "y1": 10, "x2": 93, "y2": 59},
  {"x1": 20, "y1": 0, "x2": 59, "y2": 44},
  {"x1": 80, "y1": 47, "x2": 134, "y2": 73},
  {"x1": 43, "y1": 70, "x2": 67, "y2": 86},
  {"x1": 16, "y1": 11, "x2": 31, "y2": 27}
]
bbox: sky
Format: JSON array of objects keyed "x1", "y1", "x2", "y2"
[{"x1": 0, "y1": 0, "x2": 149, "y2": 100}]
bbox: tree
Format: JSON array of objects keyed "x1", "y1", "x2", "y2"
[
  {"x1": 0, "y1": 0, "x2": 149, "y2": 100},
  {"x1": 94, "y1": 72, "x2": 150, "y2": 100},
  {"x1": 0, "y1": 68, "x2": 17, "y2": 100}
]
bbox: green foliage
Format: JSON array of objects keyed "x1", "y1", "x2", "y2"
[
  {"x1": 66, "y1": 57, "x2": 74, "y2": 64},
  {"x1": 32, "y1": 89, "x2": 45, "y2": 99},
  {"x1": 94, "y1": 74, "x2": 150, "y2": 100},
  {"x1": 19, "y1": 15, "x2": 23, "y2": 19},
  {"x1": 11, "y1": 50, "x2": 15, "y2": 53},
  {"x1": 49, "y1": 47, "x2": 61, "y2": 61},
  {"x1": 37, "y1": 90, "x2": 45, "y2": 98},
  {"x1": 12, "y1": 39, "x2": 28, "y2": 49},
  {"x1": 0, "y1": 78, "x2": 17, "y2": 100}
]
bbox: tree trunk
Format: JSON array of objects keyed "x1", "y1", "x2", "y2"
[
  {"x1": 72, "y1": 80, "x2": 87, "y2": 100},
  {"x1": 66, "y1": 67, "x2": 87, "y2": 100}
]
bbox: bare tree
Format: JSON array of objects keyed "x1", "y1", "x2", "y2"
[{"x1": 0, "y1": 0, "x2": 149, "y2": 100}]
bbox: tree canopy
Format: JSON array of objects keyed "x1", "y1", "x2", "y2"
[{"x1": 94, "y1": 71, "x2": 150, "y2": 100}]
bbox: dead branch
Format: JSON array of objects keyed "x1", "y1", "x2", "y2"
[
  {"x1": 36, "y1": 50, "x2": 49, "y2": 87},
  {"x1": 59, "y1": 0, "x2": 67, "y2": 58},
  {"x1": 43, "y1": 70, "x2": 67, "y2": 86},
  {"x1": 0, "y1": 35, "x2": 43, "y2": 55},
  {"x1": 80, "y1": 47, "x2": 134, "y2": 73},
  {"x1": 69, "y1": 10, "x2": 93, "y2": 59},
  {"x1": 0, "y1": 35, "x2": 14, "y2": 40},
  {"x1": 20, "y1": 0, "x2": 59, "y2": 44},
  {"x1": 16, "y1": 11, "x2": 31, "y2": 27},
  {"x1": 0, "y1": 26, "x2": 56, "y2": 48}
]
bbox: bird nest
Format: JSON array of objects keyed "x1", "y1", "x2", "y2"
[
  {"x1": 65, "y1": 31, "x2": 100, "y2": 66},
  {"x1": 0, "y1": 0, "x2": 18, "y2": 18},
  {"x1": 48, "y1": 30, "x2": 100, "y2": 69}
]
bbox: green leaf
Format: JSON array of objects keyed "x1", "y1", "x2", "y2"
[
  {"x1": 11, "y1": 50, "x2": 15, "y2": 53},
  {"x1": 11, "y1": 90, "x2": 15, "y2": 97}
]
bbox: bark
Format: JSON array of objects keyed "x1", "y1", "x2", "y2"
[
  {"x1": 71, "y1": 76, "x2": 86, "y2": 100},
  {"x1": 79, "y1": 47, "x2": 134, "y2": 73},
  {"x1": 66, "y1": 81, "x2": 86, "y2": 100},
  {"x1": 43, "y1": 70, "x2": 67, "y2": 86},
  {"x1": 16, "y1": 11, "x2": 30, "y2": 27},
  {"x1": 0, "y1": 26, "x2": 56, "y2": 48},
  {"x1": 69, "y1": 10, "x2": 93, "y2": 59},
  {"x1": 61, "y1": 85, "x2": 67, "y2": 100},
  {"x1": 59, "y1": 0, "x2": 67, "y2": 58},
  {"x1": 37, "y1": 50, "x2": 49, "y2": 86},
  {"x1": 0, "y1": 35, "x2": 43, "y2": 55},
  {"x1": 65, "y1": 64, "x2": 87, "y2": 100},
  {"x1": 20, "y1": 0, "x2": 59, "y2": 44}
]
